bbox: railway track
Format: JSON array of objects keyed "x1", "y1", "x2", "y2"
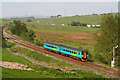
[{"x1": 3, "y1": 27, "x2": 120, "y2": 77}]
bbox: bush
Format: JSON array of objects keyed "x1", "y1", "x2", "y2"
[
  {"x1": 2, "y1": 29, "x2": 7, "y2": 48},
  {"x1": 71, "y1": 21, "x2": 76, "y2": 26},
  {"x1": 94, "y1": 52, "x2": 108, "y2": 64},
  {"x1": 27, "y1": 19, "x2": 32, "y2": 22},
  {"x1": 9, "y1": 20, "x2": 36, "y2": 43},
  {"x1": 34, "y1": 39, "x2": 43, "y2": 46},
  {"x1": 70, "y1": 21, "x2": 87, "y2": 26}
]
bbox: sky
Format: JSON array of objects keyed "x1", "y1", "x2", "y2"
[
  {"x1": 1, "y1": 0, "x2": 120, "y2": 2},
  {"x1": 1, "y1": 1, "x2": 119, "y2": 18}
]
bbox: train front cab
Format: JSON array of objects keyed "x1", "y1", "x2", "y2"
[{"x1": 81, "y1": 51, "x2": 88, "y2": 61}]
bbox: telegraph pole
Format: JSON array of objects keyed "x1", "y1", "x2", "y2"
[{"x1": 111, "y1": 45, "x2": 118, "y2": 67}]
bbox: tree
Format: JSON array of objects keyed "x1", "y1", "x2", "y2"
[
  {"x1": 2, "y1": 29, "x2": 7, "y2": 48},
  {"x1": 57, "y1": 14, "x2": 62, "y2": 18},
  {"x1": 95, "y1": 14, "x2": 119, "y2": 65},
  {"x1": 9, "y1": 20, "x2": 27, "y2": 36},
  {"x1": 27, "y1": 19, "x2": 32, "y2": 22},
  {"x1": 25, "y1": 30, "x2": 36, "y2": 43},
  {"x1": 9, "y1": 20, "x2": 36, "y2": 43},
  {"x1": 76, "y1": 22, "x2": 81, "y2": 26},
  {"x1": 71, "y1": 21, "x2": 76, "y2": 26},
  {"x1": 90, "y1": 25, "x2": 93, "y2": 27}
]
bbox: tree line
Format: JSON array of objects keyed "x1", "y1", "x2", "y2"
[
  {"x1": 8, "y1": 20, "x2": 42, "y2": 46},
  {"x1": 70, "y1": 21, "x2": 87, "y2": 26}
]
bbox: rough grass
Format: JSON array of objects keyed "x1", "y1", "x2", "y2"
[
  {"x1": 2, "y1": 48, "x2": 32, "y2": 65},
  {"x1": 2, "y1": 48, "x2": 105, "y2": 78},
  {"x1": 8, "y1": 42, "x2": 79, "y2": 68},
  {"x1": 2, "y1": 68, "x2": 55, "y2": 78}
]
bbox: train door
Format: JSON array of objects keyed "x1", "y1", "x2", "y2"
[{"x1": 81, "y1": 51, "x2": 88, "y2": 61}]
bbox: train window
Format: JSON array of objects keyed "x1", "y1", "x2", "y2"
[
  {"x1": 66, "y1": 50, "x2": 69, "y2": 52},
  {"x1": 63, "y1": 49, "x2": 66, "y2": 51},
  {"x1": 74, "y1": 52, "x2": 76, "y2": 54}
]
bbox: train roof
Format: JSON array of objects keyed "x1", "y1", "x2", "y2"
[{"x1": 44, "y1": 42, "x2": 87, "y2": 52}]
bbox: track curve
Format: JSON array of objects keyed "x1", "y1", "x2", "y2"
[{"x1": 3, "y1": 27, "x2": 120, "y2": 77}]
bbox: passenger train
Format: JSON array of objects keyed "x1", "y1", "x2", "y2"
[{"x1": 44, "y1": 42, "x2": 89, "y2": 61}]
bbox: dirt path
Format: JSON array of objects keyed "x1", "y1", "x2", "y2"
[{"x1": 1, "y1": 61, "x2": 33, "y2": 71}]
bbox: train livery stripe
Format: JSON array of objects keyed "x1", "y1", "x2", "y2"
[
  {"x1": 72, "y1": 50, "x2": 77, "y2": 57},
  {"x1": 53, "y1": 45, "x2": 57, "y2": 51}
]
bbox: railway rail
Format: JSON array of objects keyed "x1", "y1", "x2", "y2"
[{"x1": 3, "y1": 27, "x2": 120, "y2": 77}]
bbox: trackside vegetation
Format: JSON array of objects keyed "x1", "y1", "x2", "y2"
[
  {"x1": 95, "y1": 14, "x2": 120, "y2": 68},
  {"x1": 2, "y1": 28, "x2": 7, "y2": 48},
  {"x1": 8, "y1": 20, "x2": 42, "y2": 46},
  {"x1": 8, "y1": 20, "x2": 35, "y2": 43}
]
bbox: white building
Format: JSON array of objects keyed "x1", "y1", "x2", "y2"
[
  {"x1": 87, "y1": 25, "x2": 91, "y2": 27},
  {"x1": 51, "y1": 24, "x2": 55, "y2": 25},
  {"x1": 61, "y1": 24, "x2": 65, "y2": 26},
  {"x1": 87, "y1": 24, "x2": 100, "y2": 28}
]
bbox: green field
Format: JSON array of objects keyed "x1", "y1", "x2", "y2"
[
  {"x1": 2, "y1": 47, "x2": 105, "y2": 78},
  {"x1": 21, "y1": 15, "x2": 103, "y2": 25},
  {"x1": 26, "y1": 24, "x2": 100, "y2": 61}
]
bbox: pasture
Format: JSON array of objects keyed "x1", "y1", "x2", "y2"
[
  {"x1": 21, "y1": 15, "x2": 103, "y2": 25},
  {"x1": 27, "y1": 24, "x2": 101, "y2": 61}
]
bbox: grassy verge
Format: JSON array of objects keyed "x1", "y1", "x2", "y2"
[
  {"x1": 8, "y1": 41, "x2": 79, "y2": 68},
  {"x1": 2, "y1": 48, "x2": 105, "y2": 78}
]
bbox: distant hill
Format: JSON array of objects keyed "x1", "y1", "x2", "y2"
[{"x1": 20, "y1": 15, "x2": 103, "y2": 25}]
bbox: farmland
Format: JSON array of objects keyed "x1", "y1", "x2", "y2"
[
  {"x1": 26, "y1": 23, "x2": 101, "y2": 61},
  {"x1": 21, "y1": 15, "x2": 103, "y2": 25},
  {"x1": 2, "y1": 14, "x2": 118, "y2": 78}
]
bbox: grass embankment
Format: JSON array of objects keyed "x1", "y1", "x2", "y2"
[
  {"x1": 2, "y1": 43, "x2": 105, "y2": 78},
  {"x1": 8, "y1": 41, "x2": 79, "y2": 68}
]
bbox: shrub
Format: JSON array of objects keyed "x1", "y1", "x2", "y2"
[{"x1": 34, "y1": 39, "x2": 43, "y2": 46}]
